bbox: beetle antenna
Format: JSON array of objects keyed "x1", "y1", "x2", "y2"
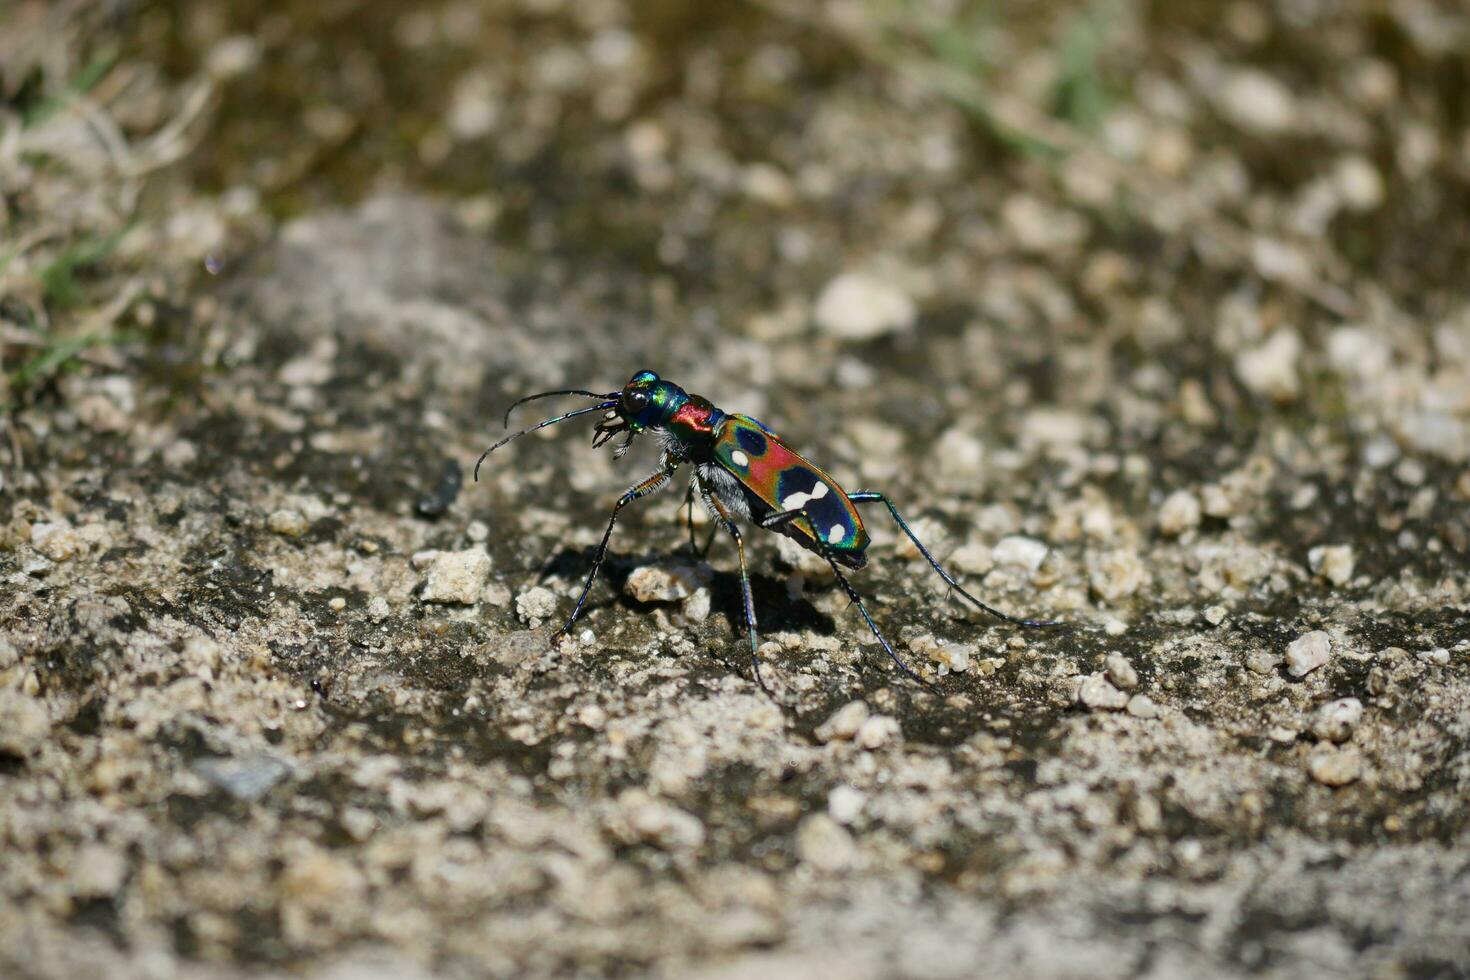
[
  {"x1": 502, "y1": 389, "x2": 620, "y2": 428},
  {"x1": 475, "y1": 401, "x2": 617, "y2": 481}
]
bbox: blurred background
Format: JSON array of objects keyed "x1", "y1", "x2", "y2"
[{"x1": 3, "y1": 1, "x2": 1469, "y2": 977}]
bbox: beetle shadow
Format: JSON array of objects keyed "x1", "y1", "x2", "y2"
[{"x1": 535, "y1": 546, "x2": 834, "y2": 665}]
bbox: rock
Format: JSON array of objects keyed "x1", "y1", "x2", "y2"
[
  {"x1": 1234, "y1": 330, "x2": 1302, "y2": 401},
  {"x1": 814, "y1": 701, "x2": 869, "y2": 743},
  {"x1": 1158, "y1": 490, "x2": 1202, "y2": 536},
  {"x1": 192, "y1": 753, "x2": 293, "y2": 801},
  {"x1": 0, "y1": 690, "x2": 51, "y2": 756},
  {"x1": 1217, "y1": 67, "x2": 1296, "y2": 134},
  {"x1": 827, "y1": 785, "x2": 866, "y2": 825},
  {"x1": 421, "y1": 548, "x2": 491, "y2": 605},
  {"x1": 813, "y1": 271, "x2": 916, "y2": 341},
  {"x1": 683, "y1": 587, "x2": 711, "y2": 623},
  {"x1": 1417, "y1": 648, "x2": 1450, "y2": 667},
  {"x1": 1311, "y1": 698, "x2": 1364, "y2": 743},
  {"x1": 950, "y1": 541, "x2": 994, "y2": 576},
  {"x1": 366, "y1": 596, "x2": 391, "y2": 622},
  {"x1": 992, "y1": 536, "x2": 1049, "y2": 574},
  {"x1": 796, "y1": 814, "x2": 859, "y2": 872},
  {"x1": 854, "y1": 715, "x2": 900, "y2": 750},
  {"x1": 614, "y1": 791, "x2": 706, "y2": 851},
  {"x1": 624, "y1": 562, "x2": 710, "y2": 603},
  {"x1": 1126, "y1": 694, "x2": 1159, "y2": 719},
  {"x1": 1105, "y1": 653, "x2": 1139, "y2": 690},
  {"x1": 1088, "y1": 549, "x2": 1149, "y2": 602},
  {"x1": 1077, "y1": 673, "x2": 1129, "y2": 711},
  {"x1": 30, "y1": 522, "x2": 84, "y2": 561},
  {"x1": 1308, "y1": 545, "x2": 1355, "y2": 587},
  {"x1": 1245, "y1": 650, "x2": 1282, "y2": 675},
  {"x1": 1334, "y1": 155, "x2": 1384, "y2": 211},
  {"x1": 67, "y1": 844, "x2": 129, "y2": 897},
  {"x1": 1286, "y1": 631, "x2": 1333, "y2": 678},
  {"x1": 1308, "y1": 744, "x2": 1362, "y2": 787},
  {"x1": 267, "y1": 509, "x2": 311, "y2": 538}
]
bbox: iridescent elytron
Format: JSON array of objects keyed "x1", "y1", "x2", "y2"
[{"x1": 475, "y1": 370, "x2": 1056, "y2": 686}]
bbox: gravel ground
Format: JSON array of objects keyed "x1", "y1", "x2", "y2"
[{"x1": 2, "y1": 2, "x2": 1469, "y2": 978}]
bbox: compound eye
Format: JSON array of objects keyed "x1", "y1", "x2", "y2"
[{"x1": 623, "y1": 389, "x2": 650, "y2": 413}]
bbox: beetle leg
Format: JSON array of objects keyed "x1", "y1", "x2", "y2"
[
  {"x1": 682, "y1": 479, "x2": 719, "y2": 558},
  {"x1": 848, "y1": 491, "x2": 1061, "y2": 628},
  {"x1": 822, "y1": 553, "x2": 929, "y2": 685},
  {"x1": 553, "y1": 460, "x2": 677, "y2": 646},
  {"x1": 696, "y1": 475, "x2": 768, "y2": 693}
]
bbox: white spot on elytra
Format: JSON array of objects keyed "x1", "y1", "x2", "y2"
[
  {"x1": 730, "y1": 450, "x2": 749, "y2": 467},
  {"x1": 782, "y1": 481, "x2": 829, "y2": 511},
  {"x1": 827, "y1": 523, "x2": 846, "y2": 544}
]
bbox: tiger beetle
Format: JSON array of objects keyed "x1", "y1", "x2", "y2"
[{"x1": 474, "y1": 370, "x2": 1058, "y2": 688}]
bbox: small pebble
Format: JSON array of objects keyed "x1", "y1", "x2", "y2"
[
  {"x1": 855, "y1": 715, "x2": 900, "y2": 750},
  {"x1": 1245, "y1": 650, "x2": 1282, "y2": 675},
  {"x1": 30, "y1": 522, "x2": 85, "y2": 561},
  {"x1": 1088, "y1": 549, "x2": 1149, "y2": 602},
  {"x1": 1126, "y1": 694, "x2": 1159, "y2": 719},
  {"x1": 796, "y1": 814, "x2": 859, "y2": 871},
  {"x1": 815, "y1": 701, "x2": 869, "y2": 743},
  {"x1": 1417, "y1": 648, "x2": 1450, "y2": 666},
  {"x1": 328, "y1": 596, "x2": 347, "y2": 612},
  {"x1": 813, "y1": 271, "x2": 916, "y2": 341},
  {"x1": 421, "y1": 548, "x2": 492, "y2": 605},
  {"x1": 267, "y1": 509, "x2": 311, "y2": 538},
  {"x1": 624, "y1": 563, "x2": 709, "y2": 603},
  {"x1": 515, "y1": 586, "x2": 560, "y2": 626},
  {"x1": 992, "y1": 536, "x2": 1049, "y2": 574},
  {"x1": 1310, "y1": 698, "x2": 1363, "y2": 743},
  {"x1": 0, "y1": 689, "x2": 51, "y2": 756},
  {"x1": 827, "y1": 785, "x2": 866, "y2": 825},
  {"x1": 617, "y1": 792, "x2": 706, "y2": 851},
  {"x1": 1077, "y1": 673, "x2": 1129, "y2": 711},
  {"x1": 1158, "y1": 490, "x2": 1201, "y2": 536},
  {"x1": 1286, "y1": 631, "x2": 1333, "y2": 678},
  {"x1": 1105, "y1": 653, "x2": 1139, "y2": 690},
  {"x1": 1217, "y1": 67, "x2": 1296, "y2": 134},
  {"x1": 1308, "y1": 545, "x2": 1355, "y2": 587},
  {"x1": 1204, "y1": 605, "x2": 1228, "y2": 626},
  {"x1": 367, "y1": 596, "x2": 392, "y2": 623},
  {"x1": 1308, "y1": 744, "x2": 1362, "y2": 787},
  {"x1": 683, "y1": 587, "x2": 711, "y2": 623}
]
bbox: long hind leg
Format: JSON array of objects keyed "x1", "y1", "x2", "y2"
[
  {"x1": 695, "y1": 477, "x2": 767, "y2": 692},
  {"x1": 848, "y1": 491, "x2": 1059, "y2": 628},
  {"x1": 755, "y1": 505, "x2": 927, "y2": 682},
  {"x1": 823, "y1": 555, "x2": 927, "y2": 683}
]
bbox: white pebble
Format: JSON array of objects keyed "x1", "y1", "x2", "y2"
[
  {"x1": 827, "y1": 785, "x2": 867, "y2": 825},
  {"x1": 1308, "y1": 744, "x2": 1362, "y2": 787},
  {"x1": 623, "y1": 563, "x2": 709, "y2": 603},
  {"x1": 1217, "y1": 68, "x2": 1296, "y2": 134},
  {"x1": 1077, "y1": 673, "x2": 1129, "y2": 711},
  {"x1": 813, "y1": 271, "x2": 916, "y2": 341},
  {"x1": 855, "y1": 715, "x2": 900, "y2": 750},
  {"x1": 1310, "y1": 698, "x2": 1363, "y2": 743},
  {"x1": 1308, "y1": 545, "x2": 1355, "y2": 587},
  {"x1": 1286, "y1": 630, "x2": 1333, "y2": 678},
  {"x1": 796, "y1": 814, "x2": 859, "y2": 871},
  {"x1": 515, "y1": 586, "x2": 559, "y2": 626},
  {"x1": 421, "y1": 548, "x2": 492, "y2": 605},
  {"x1": 992, "y1": 535, "x2": 1049, "y2": 574},
  {"x1": 1158, "y1": 490, "x2": 1201, "y2": 536},
  {"x1": 1105, "y1": 653, "x2": 1139, "y2": 690},
  {"x1": 1126, "y1": 694, "x2": 1159, "y2": 719},
  {"x1": 30, "y1": 522, "x2": 84, "y2": 561},
  {"x1": 815, "y1": 701, "x2": 869, "y2": 743}
]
